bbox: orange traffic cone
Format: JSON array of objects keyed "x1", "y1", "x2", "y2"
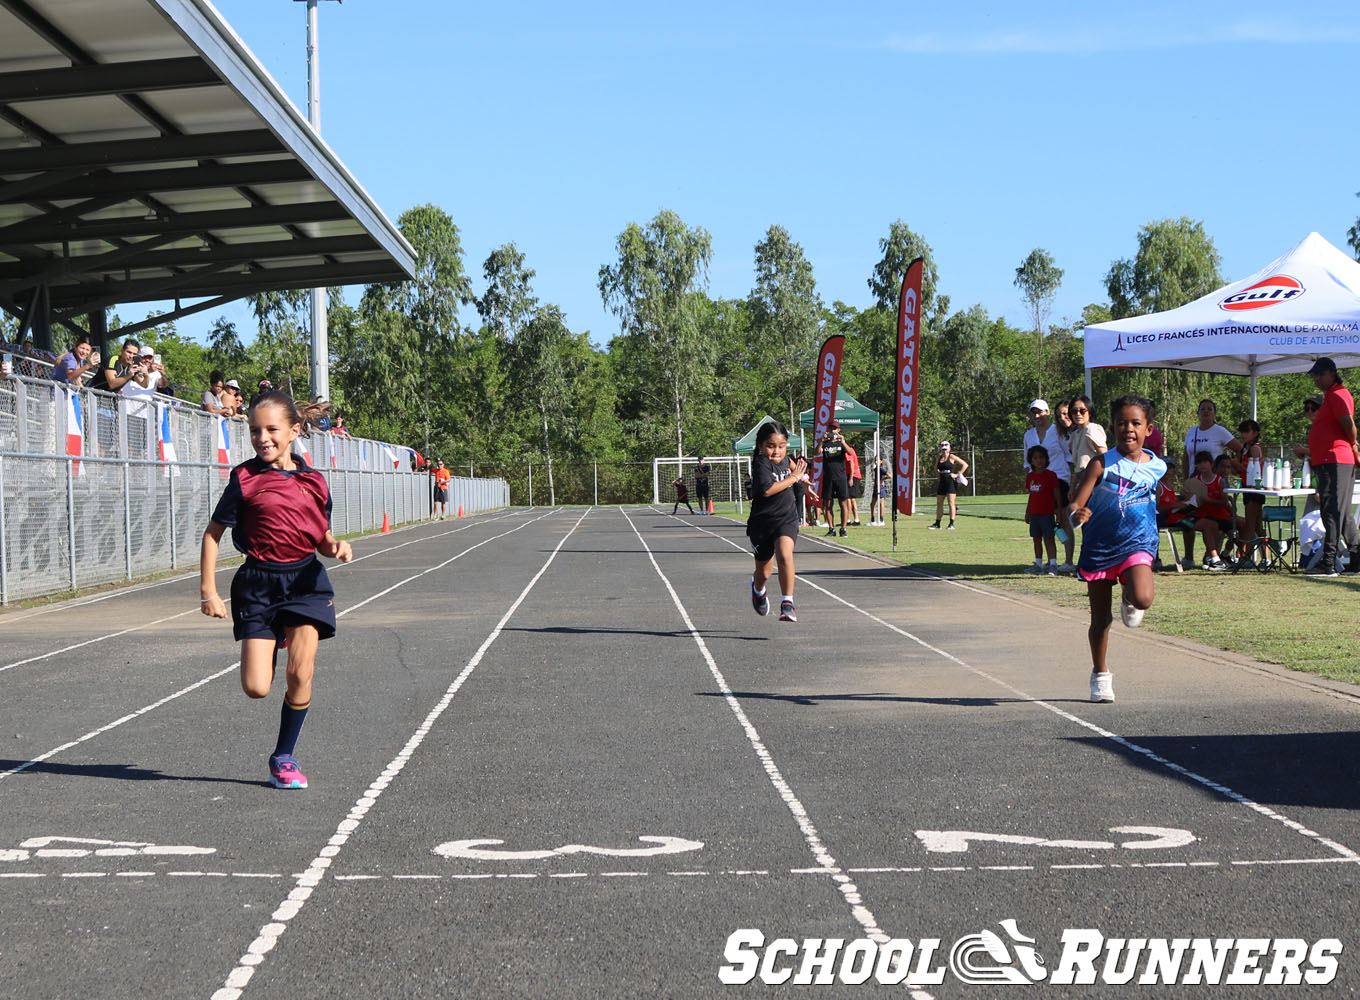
[
  {"x1": 707, "y1": 498, "x2": 714, "y2": 514},
  {"x1": 381, "y1": 512, "x2": 391, "y2": 533},
  {"x1": 457, "y1": 504, "x2": 465, "y2": 518}
]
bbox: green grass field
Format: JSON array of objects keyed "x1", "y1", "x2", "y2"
[{"x1": 716, "y1": 494, "x2": 1360, "y2": 686}]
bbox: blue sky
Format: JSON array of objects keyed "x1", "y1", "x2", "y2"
[{"x1": 166, "y1": 0, "x2": 1360, "y2": 346}]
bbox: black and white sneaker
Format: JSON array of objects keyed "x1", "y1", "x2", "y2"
[
  {"x1": 751, "y1": 579, "x2": 769, "y2": 616},
  {"x1": 779, "y1": 600, "x2": 797, "y2": 622}
]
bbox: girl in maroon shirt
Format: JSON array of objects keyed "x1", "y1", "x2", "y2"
[{"x1": 200, "y1": 392, "x2": 352, "y2": 790}]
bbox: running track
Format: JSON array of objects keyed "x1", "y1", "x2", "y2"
[{"x1": 1, "y1": 507, "x2": 1359, "y2": 998}]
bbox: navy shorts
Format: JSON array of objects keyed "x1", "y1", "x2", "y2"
[
  {"x1": 749, "y1": 524, "x2": 799, "y2": 562},
  {"x1": 1028, "y1": 513, "x2": 1056, "y2": 539},
  {"x1": 230, "y1": 555, "x2": 336, "y2": 643},
  {"x1": 824, "y1": 473, "x2": 850, "y2": 501}
]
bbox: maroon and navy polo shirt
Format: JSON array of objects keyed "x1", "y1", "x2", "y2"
[{"x1": 211, "y1": 457, "x2": 332, "y2": 562}]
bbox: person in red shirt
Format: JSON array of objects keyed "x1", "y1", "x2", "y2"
[
  {"x1": 433, "y1": 460, "x2": 452, "y2": 519},
  {"x1": 1023, "y1": 444, "x2": 1062, "y2": 574},
  {"x1": 1296, "y1": 358, "x2": 1359, "y2": 574},
  {"x1": 199, "y1": 392, "x2": 354, "y2": 790}
]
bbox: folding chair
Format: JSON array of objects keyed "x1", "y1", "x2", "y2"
[{"x1": 1258, "y1": 504, "x2": 1299, "y2": 572}]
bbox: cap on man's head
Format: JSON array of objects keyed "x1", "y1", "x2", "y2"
[
  {"x1": 1307, "y1": 357, "x2": 1337, "y2": 375},
  {"x1": 225, "y1": 379, "x2": 240, "y2": 389},
  {"x1": 828, "y1": 419, "x2": 840, "y2": 429},
  {"x1": 138, "y1": 345, "x2": 155, "y2": 357},
  {"x1": 1029, "y1": 398, "x2": 1049, "y2": 412},
  {"x1": 258, "y1": 378, "x2": 272, "y2": 387}
]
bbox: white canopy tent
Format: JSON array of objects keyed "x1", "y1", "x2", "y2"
[{"x1": 1083, "y1": 232, "x2": 1360, "y2": 414}]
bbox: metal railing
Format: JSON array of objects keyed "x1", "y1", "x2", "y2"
[{"x1": 0, "y1": 451, "x2": 508, "y2": 605}]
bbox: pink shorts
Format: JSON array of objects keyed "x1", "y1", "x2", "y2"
[{"x1": 1077, "y1": 551, "x2": 1153, "y2": 583}]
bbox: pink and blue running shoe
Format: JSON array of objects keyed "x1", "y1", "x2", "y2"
[{"x1": 268, "y1": 753, "x2": 308, "y2": 789}]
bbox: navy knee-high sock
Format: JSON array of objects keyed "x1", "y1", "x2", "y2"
[{"x1": 273, "y1": 699, "x2": 310, "y2": 758}]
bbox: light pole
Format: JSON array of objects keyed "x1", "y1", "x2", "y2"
[{"x1": 294, "y1": 0, "x2": 341, "y2": 402}]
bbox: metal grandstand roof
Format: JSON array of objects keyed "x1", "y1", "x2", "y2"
[{"x1": 0, "y1": 0, "x2": 416, "y2": 338}]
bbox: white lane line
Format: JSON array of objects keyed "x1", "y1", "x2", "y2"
[
  {"x1": 0, "y1": 510, "x2": 560, "y2": 785},
  {"x1": 210, "y1": 508, "x2": 591, "y2": 1000},
  {"x1": 669, "y1": 513, "x2": 1360, "y2": 862},
  {"x1": 4, "y1": 855, "x2": 1356, "y2": 882},
  {"x1": 620, "y1": 506, "x2": 936, "y2": 1000},
  {"x1": 0, "y1": 512, "x2": 525, "y2": 676}
]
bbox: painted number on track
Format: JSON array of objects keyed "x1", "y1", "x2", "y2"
[
  {"x1": 433, "y1": 836, "x2": 704, "y2": 861},
  {"x1": 915, "y1": 826, "x2": 1196, "y2": 854}
]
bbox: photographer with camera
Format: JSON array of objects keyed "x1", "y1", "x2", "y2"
[{"x1": 814, "y1": 419, "x2": 852, "y2": 538}]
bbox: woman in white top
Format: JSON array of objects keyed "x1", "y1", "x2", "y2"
[
  {"x1": 1067, "y1": 395, "x2": 1108, "y2": 475},
  {"x1": 1181, "y1": 398, "x2": 1241, "y2": 478}
]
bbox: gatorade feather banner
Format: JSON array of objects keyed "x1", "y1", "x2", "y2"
[
  {"x1": 808, "y1": 335, "x2": 846, "y2": 501},
  {"x1": 894, "y1": 258, "x2": 923, "y2": 526}
]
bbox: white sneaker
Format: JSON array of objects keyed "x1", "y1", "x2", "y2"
[
  {"x1": 1025, "y1": 560, "x2": 1043, "y2": 574},
  {"x1": 1203, "y1": 556, "x2": 1228, "y2": 572},
  {"x1": 1121, "y1": 599, "x2": 1144, "y2": 628},
  {"x1": 1090, "y1": 672, "x2": 1115, "y2": 703},
  {"x1": 1057, "y1": 562, "x2": 1075, "y2": 574},
  {"x1": 1046, "y1": 561, "x2": 1058, "y2": 576}
]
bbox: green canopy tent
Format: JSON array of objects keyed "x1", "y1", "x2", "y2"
[
  {"x1": 800, "y1": 387, "x2": 882, "y2": 476},
  {"x1": 797, "y1": 387, "x2": 880, "y2": 432},
  {"x1": 733, "y1": 416, "x2": 806, "y2": 455}
]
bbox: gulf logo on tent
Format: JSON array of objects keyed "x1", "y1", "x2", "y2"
[{"x1": 1219, "y1": 274, "x2": 1304, "y2": 312}]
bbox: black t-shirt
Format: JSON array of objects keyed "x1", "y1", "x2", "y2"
[
  {"x1": 747, "y1": 455, "x2": 798, "y2": 537},
  {"x1": 821, "y1": 435, "x2": 848, "y2": 479},
  {"x1": 88, "y1": 359, "x2": 129, "y2": 393}
]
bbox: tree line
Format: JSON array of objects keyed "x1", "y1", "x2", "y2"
[{"x1": 13, "y1": 205, "x2": 1353, "y2": 481}]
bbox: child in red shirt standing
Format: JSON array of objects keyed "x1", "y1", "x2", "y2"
[{"x1": 1024, "y1": 445, "x2": 1062, "y2": 575}]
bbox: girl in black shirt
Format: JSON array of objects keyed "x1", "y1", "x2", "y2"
[{"x1": 747, "y1": 421, "x2": 817, "y2": 622}]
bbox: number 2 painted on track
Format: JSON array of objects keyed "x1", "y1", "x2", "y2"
[{"x1": 915, "y1": 826, "x2": 1196, "y2": 854}]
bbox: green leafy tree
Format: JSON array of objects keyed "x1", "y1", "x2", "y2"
[
  {"x1": 1013, "y1": 248, "x2": 1064, "y2": 398},
  {"x1": 1349, "y1": 192, "x2": 1360, "y2": 260},
  {"x1": 1101, "y1": 218, "x2": 1226, "y2": 444},
  {"x1": 1105, "y1": 217, "x2": 1223, "y2": 320},
  {"x1": 513, "y1": 305, "x2": 572, "y2": 503},
  {"x1": 868, "y1": 220, "x2": 947, "y2": 326},
  {"x1": 477, "y1": 242, "x2": 538, "y2": 342},
  {"x1": 748, "y1": 225, "x2": 823, "y2": 432},
  {"x1": 247, "y1": 290, "x2": 310, "y2": 397},
  {"x1": 207, "y1": 316, "x2": 248, "y2": 372},
  {"x1": 598, "y1": 209, "x2": 714, "y2": 459}
]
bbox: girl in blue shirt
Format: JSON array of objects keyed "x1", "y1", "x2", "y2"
[{"x1": 1068, "y1": 394, "x2": 1165, "y2": 705}]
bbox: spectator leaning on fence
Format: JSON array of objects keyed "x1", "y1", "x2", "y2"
[
  {"x1": 201, "y1": 371, "x2": 231, "y2": 416},
  {"x1": 51, "y1": 335, "x2": 98, "y2": 385},
  {"x1": 89, "y1": 338, "x2": 140, "y2": 393}
]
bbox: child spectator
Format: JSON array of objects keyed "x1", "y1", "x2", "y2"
[
  {"x1": 1068, "y1": 394, "x2": 1166, "y2": 704},
  {"x1": 198, "y1": 392, "x2": 353, "y2": 790},
  {"x1": 1188, "y1": 450, "x2": 1235, "y2": 571},
  {"x1": 672, "y1": 476, "x2": 695, "y2": 514},
  {"x1": 1155, "y1": 465, "x2": 1197, "y2": 569},
  {"x1": 1024, "y1": 445, "x2": 1062, "y2": 575}
]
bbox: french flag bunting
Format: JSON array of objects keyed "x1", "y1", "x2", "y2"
[
  {"x1": 296, "y1": 434, "x2": 312, "y2": 468},
  {"x1": 63, "y1": 387, "x2": 83, "y2": 475},
  {"x1": 217, "y1": 417, "x2": 230, "y2": 478},
  {"x1": 157, "y1": 403, "x2": 179, "y2": 476},
  {"x1": 360, "y1": 441, "x2": 369, "y2": 471},
  {"x1": 382, "y1": 443, "x2": 399, "y2": 469}
]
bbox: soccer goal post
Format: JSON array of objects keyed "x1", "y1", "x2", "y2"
[{"x1": 652, "y1": 455, "x2": 752, "y2": 509}]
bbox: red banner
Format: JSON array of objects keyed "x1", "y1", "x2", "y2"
[
  {"x1": 894, "y1": 259, "x2": 923, "y2": 518},
  {"x1": 808, "y1": 335, "x2": 846, "y2": 500}
]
